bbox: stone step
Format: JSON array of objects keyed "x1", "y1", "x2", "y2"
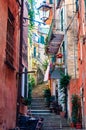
[
  {"x1": 31, "y1": 106, "x2": 48, "y2": 110},
  {"x1": 42, "y1": 127, "x2": 73, "y2": 130},
  {"x1": 32, "y1": 98, "x2": 44, "y2": 101},
  {"x1": 30, "y1": 109, "x2": 50, "y2": 115},
  {"x1": 31, "y1": 102, "x2": 45, "y2": 106},
  {"x1": 31, "y1": 97, "x2": 70, "y2": 129}
]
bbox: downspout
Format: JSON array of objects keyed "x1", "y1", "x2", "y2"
[{"x1": 16, "y1": 0, "x2": 24, "y2": 126}]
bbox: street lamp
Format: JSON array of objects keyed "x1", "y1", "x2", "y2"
[{"x1": 38, "y1": 1, "x2": 52, "y2": 23}]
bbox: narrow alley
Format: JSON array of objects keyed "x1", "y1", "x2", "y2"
[{"x1": 1, "y1": 0, "x2": 86, "y2": 130}]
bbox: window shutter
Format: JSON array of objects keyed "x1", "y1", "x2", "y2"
[
  {"x1": 41, "y1": 35, "x2": 44, "y2": 44},
  {"x1": 84, "y1": 0, "x2": 86, "y2": 12},
  {"x1": 61, "y1": 9, "x2": 63, "y2": 31},
  {"x1": 76, "y1": 0, "x2": 79, "y2": 11},
  {"x1": 52, "y1": 56, "x2": 56, "y2": 63},
  {"x1": 49, "y1": 0, "x2": 53, "y2": 4},
  {"x1": 34, "y1": 47, "x2": 36, "y2": 57}
]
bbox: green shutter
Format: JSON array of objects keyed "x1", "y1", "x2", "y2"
[
  {"x1": 38, "y1": 36, "x2": 44, "y2": 44},
  {"x1": 61, "y1": 9, "x2": 63, "y2": 31},
  {"x1": 49, "y1": 0, "x2": 53, "y2": 4},
  {"x1": 85, "y1": 0, "x2": 86, "y2": 11},
  {"x1": 76, "y1": 0, "x2": 79, "y2": 11},
  {"x1": 52, "y1": 56, "x2": 56, "y2": 63},
  {"x1": 34, "y1": 47, "x2": 36, "y2": 57}
]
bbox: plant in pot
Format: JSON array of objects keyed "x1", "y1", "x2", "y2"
[
  {"x1": 60, "y1": 73, "x2": 71, "y2": 118},
  {"x1": 71, "y1": 94, "x2": 82, "y2": 128},
  {"x1": 20, "y1": 97, "x2": 29, "y2": 115},
  {"x1": 43, "y1": 88, "x2": 51, "y2": 107}
]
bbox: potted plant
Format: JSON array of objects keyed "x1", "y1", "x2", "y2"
[
  {"x1": 60, "y1": 73, "x2": 71, "y2": 118},
  {"x1": 20, "y1": 97, "x2": 29, "y2": 115},
  {"x1": 71, "y1": 94, "x2": 82, "y2": 128},
  {"x1": 43, "y1": 88, "x2": 51, "y2": 107}
]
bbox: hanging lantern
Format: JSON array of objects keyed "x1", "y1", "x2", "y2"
[
  {"x1": 56, "y1": 53, "x2": 63, "y2": 58},
  {"x1": 38, "y1": 1, "x2": 52, "y2": 23},
  {"x1": 56, "y1": 53, "x2": 63, "y2": 66}
]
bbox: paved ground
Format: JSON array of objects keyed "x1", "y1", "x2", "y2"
[{"x1": 32, "y1": 83, "x2": 47, "y2": 98}]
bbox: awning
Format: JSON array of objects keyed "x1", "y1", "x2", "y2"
[
  {"x1": 46, "y1": 33, "x2": 64, "y2": 55},
  {"x1": 50, "y1": 68, "x2": 65, "y2": 79}
]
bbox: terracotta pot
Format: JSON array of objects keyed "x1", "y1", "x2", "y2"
[
  {"x1": 76, "y1": 123, "x2": 82, "y2": 129},
  {"x1": 60, "y1": 112, "x2": 65, "y2": 117},
  {"x1": 70, "y1": 123, "x2": 74, "y2": 128},
  {"x1": 19, "y1": 104, "x2": 28, "y2": 115}
]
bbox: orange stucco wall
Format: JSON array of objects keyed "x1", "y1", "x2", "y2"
[
  {"x1": 69, "y1": 0, "x2": 86, "y2": 127},
  {"x1": 78, "y1": 0, "x2": 86, "y2": 125},
  {"x1": 0, "y1": 0, "x2": 19, "y2": 129},
  {"x1": 68, "y1": 79, "x2": 80, "y2": 116}
]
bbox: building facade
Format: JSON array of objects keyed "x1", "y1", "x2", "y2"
[
  {"x1": 0, "y1": 0, "x2": 20, "y2": 129},
  {"x1": 77, "y1": 0, "x2": 86, "y2": 128}
]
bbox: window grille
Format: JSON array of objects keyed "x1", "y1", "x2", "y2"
[{"x1": 5, "y1": 8, "x2": 15, "y2": 69}]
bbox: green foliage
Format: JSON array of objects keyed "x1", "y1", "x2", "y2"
[
  {"x1": 42, "y1": 60, "x2": 48, "y2": 71},
  {"x1": 60, "y1": 74, "x2": 71, "y2": 90},
  {"x1": 60, "y1": 74, "x2": 71, "y2": 103},
  {"x1": 60, "y1": 74, "x2": 71, "y2": 114},
  {"x1": 43, "y1": 88, "x2": 51, "y2": 107},
  {"x1": 21, "y1": 97, "x2": 29, "y2": 106},
  {"x1": 30, "y1": 76, "x2": 35, "y2": 88},
  {"x1": 28, "y1": 0, "x2": 35, "y2": 46},
  {"x1": 28, "y1": 75, "x2": 35, "y2": 105},
  {"x1": 28, "y1": 82, "x2": 32, "y2": 105},
  {"x1": 28, "y1": 10, "x2": 34, "y2": 27},
  {"x1": 45, "y1": 36, "x2": 48, "y2": 44},
  {"x1": 43, "y1": 88, "x2": 51, "y2": 97},
  {"x1": 28, "y1": 74, "x2": 35, "y2": 88},
  {"x1": 71, "y1": 94, "x2": 80, "y2": 125}
]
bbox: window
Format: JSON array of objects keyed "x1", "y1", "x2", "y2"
[{"x1": 5, "y1": 8, "x2": 15, "y2": 69}]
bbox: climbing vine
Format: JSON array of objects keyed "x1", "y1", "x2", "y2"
[{"x1": 28, "y1": 0, "x2": 35, "y2": 46}]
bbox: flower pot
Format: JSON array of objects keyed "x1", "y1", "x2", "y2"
[
  {"x1": 19, "y1": 104, "x2": 28, "y2": 115},
  {"x1": 70, "y1": 123, "x2": 74, "y2": 128},
  {"x1": 60, "y1": 111, "x2": 65, "y2": 117},
  {"x1": 76, "y1": 123, "x2": 82, "y2": 129}
]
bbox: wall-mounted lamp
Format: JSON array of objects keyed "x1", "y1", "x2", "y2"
[{"x1": 37, "y1": 1, "x2": 52, "y2": 23}]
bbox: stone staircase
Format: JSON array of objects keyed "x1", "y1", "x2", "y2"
[
  {"x1": 29, "y1": 97, "x2": 73, "y2": 130},
  {"x1": 30, "y1": 98, "x2": 50, "y2": 116}
]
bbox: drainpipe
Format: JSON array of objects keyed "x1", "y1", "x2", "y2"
[{"x1": 16, "y1": 0, "x2": 24, "y2": 126}]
